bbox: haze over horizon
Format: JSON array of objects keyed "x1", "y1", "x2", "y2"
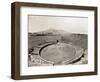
[{"x1": 28, "y1": 15, "x2": 88, "y2": 34}]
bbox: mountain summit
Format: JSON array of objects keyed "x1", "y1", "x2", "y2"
[{"x1": 31, "y1": 29, "x2": 70, "y2": 36}]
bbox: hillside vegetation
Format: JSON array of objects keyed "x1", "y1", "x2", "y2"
[{"x1": 28, "y1": 29, "x2": 87, "y2": 50}]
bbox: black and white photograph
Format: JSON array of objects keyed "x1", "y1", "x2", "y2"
[{"x1": 28, "y1": 15, "x2": 88, "y2": 67}]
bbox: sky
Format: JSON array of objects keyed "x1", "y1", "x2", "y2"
[{"x1": 28, "y1": 15, "x2": 88, "y2": 34}]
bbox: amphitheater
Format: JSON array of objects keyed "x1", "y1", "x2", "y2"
[
  {"x1": 28, "y1": 32, "x2": 87, "y2": 66},
  {"x1": 28, "y1": 41, "x2": 84, "y2": 66}
]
